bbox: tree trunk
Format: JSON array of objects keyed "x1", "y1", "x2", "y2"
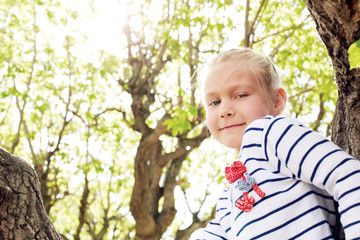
[
  {"x1": 303, "y1": 0, "x2": 360, "y2": 159},
  {"x1": 0, "y1": 146, "x2": 62, "y2": 240},
  {"x1": 130, "y1": 129, "x2": 208, "y2": 240},
  {"x1": 303, "y1": 0, "x2": 360, "y2": 239}
]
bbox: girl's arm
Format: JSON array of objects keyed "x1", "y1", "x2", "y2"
[
  {"x1": 264, "y1": 116, "x2": 360, "y2": 239},
  {"x1": 193, "y1": 191, "x2": 230, "y2": 240}
]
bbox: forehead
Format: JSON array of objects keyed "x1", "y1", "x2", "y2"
[{"x1": 204, "y1": 61, "x2": 260, "y2": 93}]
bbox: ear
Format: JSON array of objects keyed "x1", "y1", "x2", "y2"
[{"x1": 273, "y1": 88, "x2": 287, "y2": 115}]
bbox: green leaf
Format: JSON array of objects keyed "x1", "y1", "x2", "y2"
[
  {"x1": 163, "y1": 118, "x2": 175, "y2": 129},
  {"x1": 46, "y1": 10, "x2": 55, "y2": 20},
  {"x1": 188, "y1": 106, "x2": 198, "y2": 116},
  {"x1": 171, "y1": 127, "x2": 178, "y2": 137},
  {"x1": 348, "y1": 40, "x2": 360, "y2": 70},
  {"x1": 182, "y1": 121, "x2": 191, "y2": 130},
  {"x1": 218, "y1": 175, "x2": 225, "y2": 184}
]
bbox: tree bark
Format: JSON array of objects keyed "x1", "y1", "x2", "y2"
[
  {"x1": 303, "y1": 0, "x2": 360, "y2": 239},
  {"x1": 303, "y1": 0, "x2": 360, "y2": 159},
  {"x1": 0, "y1": 146, "x2": 62, "y2": 239}
]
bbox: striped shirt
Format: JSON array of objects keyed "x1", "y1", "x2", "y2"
[{"x1": 195, "y1": 116, "x2": 360, "y2": 239}]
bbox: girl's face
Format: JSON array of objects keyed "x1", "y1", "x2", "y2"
[{"x1": 204, "y1": 61, "x2": 279, "y2": 150}]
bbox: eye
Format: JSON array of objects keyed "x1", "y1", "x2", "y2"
[
  {"x1": 235, "y1": 93, "x2": 247, "y2": 99},
  {"x1": 209, "y1": 100, "x2": 221, "y2": 106}
]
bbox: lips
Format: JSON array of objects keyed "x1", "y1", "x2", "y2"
[{"x1": 220, "y1": 123, "x2": 244, "y2": 130}]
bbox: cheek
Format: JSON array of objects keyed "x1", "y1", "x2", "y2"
[
  {"x1": 254, "y1": 107, "x2": 270, "y2": 119},
  {"x1": 253, "y1": 98, "x2": 272, "y2": 116},
  {"x1": 205, "y1": 112, "x2": 217, "y2": 132}
]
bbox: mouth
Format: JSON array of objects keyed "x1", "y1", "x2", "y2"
[{"x1": 220, "y1": 123, "x2": 244, "y2": 130}]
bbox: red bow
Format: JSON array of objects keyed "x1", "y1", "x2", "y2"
[
  {"x1": 225, "y1": 161, "x2": 266, "y2": 213},
  {"x1": 225, "y1": 161, "x2": 247, "y2": 184}
]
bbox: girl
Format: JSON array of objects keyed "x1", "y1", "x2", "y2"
[{"x1": 196, "y1": 48, "x2": 360, "y2": 239}]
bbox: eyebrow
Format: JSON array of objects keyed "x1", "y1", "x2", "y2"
[
  {"x1": 230, "y1": 83, "x2": 255, "y2": 92},
  {"x1": 204, "y1": 92, "x2": 217, "y2": 103}
]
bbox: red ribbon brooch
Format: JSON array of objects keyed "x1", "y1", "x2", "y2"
[{"x1": 225, "y1": 161, "x2": 265, "y2": 212}]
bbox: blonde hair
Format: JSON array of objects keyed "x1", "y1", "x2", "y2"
[{"x1": 201, "y1": 48, "x2": 282, "y2": 109}]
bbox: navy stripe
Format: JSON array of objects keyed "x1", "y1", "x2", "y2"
[
  {"x1": 235, "y1": 181, "x2": 301, "y2": 222},
  {"x1": 275, "y1": 125, "x2": 292, "y2": 158},
  {"x1": 297, "y1": 139, "x2": 328, "y2": 178},
  {"x1": 264, "y1": 117, "x2": 284, "y2": 161},
  {"x1": 340, "y1": 202, "x2": 360, "y2": 215},
  {"x1": 323, "y1": 157, "x2": 355, "y2": 185},
  {"x1": 209, "y1": 222, "x2": 220, "y2": 226},
  {"x1": 236, "y1": 191, "x2": 335, "y2": 236},
  {"x1": 250, "y1": 206, "x2": 331, "y2": 239},
  {"x1": 258, "y1": 176, "x2": 292, "y2": 186},
  {"x1": 289, "y1": 220, "x2": 329, "y2": 240},
  {"x1": 343, "y1": 220, "x2": 360, "y2": 230},
  {"x1": 253, "y1": 181, "x2": 302, "y2": 205},
  {"x1": 234, "y1": 210, "x2": 245, "y2": 222},
  {"x1": 339, "y1": 186, "x2": 360, "y2": 201},
  {"x1": 336, "y1": 169, "x2": 360, "y2": 184},
  {"x1": 219, "y1": 211, "x2": 231, "y2": 222},
  {"x1": 285, "y1": 130, "x2": 312, "y2": 165},
  {"x1": 309, "y1": 149, "x2": 342, "y2": 182},
  {"x1": 225, "y1": 227, "x2": 231, "y2": 233},
  {"x1": 276, "y1": 157, "x2": 282, "y2": 173},
  {"x1": 243, "y1": 143, "x2": 261, "y2": 149},
  {"x1": 244, "y1": 157, "x2": 267, "y2": 165},
  {"x1": 204, "y1": 230, "x2": 227, "y2": 240},
  {"x1": 250, "y1": 168, "x2": 266, "y2": 175},
  {"x1": 245, "y1": 127, "x2": 264, "y2": 134},
  {"x1": 216, "y1": 207, "x2": 226, "y2": 212}
]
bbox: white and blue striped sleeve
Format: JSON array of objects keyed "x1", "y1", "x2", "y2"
[
  {"x1": 194, "y1": 191, "x2": 230, "y2": 240},
  {"x1": 195, "y1": 221, "x2": 227, "y2": 240},
  {"x1": 264, "y1": 116, "x2": 360, "y2": 239}
]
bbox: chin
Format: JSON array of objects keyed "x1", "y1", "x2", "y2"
[{"x1": 218, "y1": 138, "x2": 242, "y2": 150}]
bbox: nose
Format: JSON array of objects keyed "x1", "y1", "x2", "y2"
[
  {"x1": 221, "y1": 112, "x2": 233, "y2": 118},
  {"x1": 220, "y1": 103, "x2": 235, "y2": 118}
]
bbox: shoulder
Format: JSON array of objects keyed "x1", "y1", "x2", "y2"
[
  {"x1": 244, "y1": 116, "x2": 311, "y2": 148},
  {"x1": 246, "y1": 115, "x2": 306, "y2": 134}
]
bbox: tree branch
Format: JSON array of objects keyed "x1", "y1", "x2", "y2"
[
  {"x1": 160, "y1": 126, "x2": 209, "y2": 167},
  {"x1": 310, "y1": 93, "x2": 325, "y2": 132},
  {"x1": 74, "y1": 174, "x2": 90, "y2": 240},
  {"x1": 254, "y1": 20, "x2": 306, "y2": 45},
  {"x1": 10, "y1": 4, "x2": 38, "y2": 154}
]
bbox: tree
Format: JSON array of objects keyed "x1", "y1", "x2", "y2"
[
  {"x1": 303, "y1": 0, "x2": 360, "y2": 159},
  {"x1": 0, "y1": 0, "x2": 343, "y2": 239},
  {"x1": 120, "y1": 1, "x2": 231, "y2": 238},
  {"x1": 0, "y1": 147, "x2": 62, "y2": 239}
]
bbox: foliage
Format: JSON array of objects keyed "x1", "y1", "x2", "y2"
[
  {"x1": 163, "y1": 104, "x2": 198, "y2": 136},
  {"x1": 0, "y1": 0, "x2": 336, "y2": 239},
  {"x1": 348, "y1": 39, "x2": 360, "y2": 70}
]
